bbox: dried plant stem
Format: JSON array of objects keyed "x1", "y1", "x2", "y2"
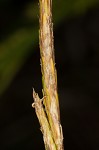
[
  {"x1": 32, "y1": 0, "x2": 64, "y2": 149},
  {"x1": 32, "y1": 90, "x2": 56, "y2": 150}
]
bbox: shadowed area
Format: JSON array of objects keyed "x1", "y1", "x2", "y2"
[{"x1": 0, "y1": 0, "x2": 99, "y2": 149}]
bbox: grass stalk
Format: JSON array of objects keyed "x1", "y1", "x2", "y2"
[{"x1": 33, "y1": 0, "x2": 64, "y2": 149}]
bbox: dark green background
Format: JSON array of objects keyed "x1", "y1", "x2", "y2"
[{"x1": 0, "y1": 0, "x2": 99, "y2": 149}]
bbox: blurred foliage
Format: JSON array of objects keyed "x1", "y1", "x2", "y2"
[{"x1": 0, "y1": 0, "x2": 98, "y2": 96}]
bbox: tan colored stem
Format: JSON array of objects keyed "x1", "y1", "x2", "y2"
[
  {"x1": 33, "y1": 0, "x2": 64, "y2": 149},
  {"x1": 32, "y1": 90, "x2": 56, "y2": 150}
]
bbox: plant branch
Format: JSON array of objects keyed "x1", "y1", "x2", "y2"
[{"x1": 33, "y1": 0, "x2": 64, "y2": 149}]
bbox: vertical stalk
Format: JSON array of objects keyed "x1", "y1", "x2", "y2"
[{"x1": 33, "y1": 0, "x2": 64, "y2": 149}]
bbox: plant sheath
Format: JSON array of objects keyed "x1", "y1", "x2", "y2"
[{"x1": 33, "y1": 0, "x2": 64, "y2": 149}]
